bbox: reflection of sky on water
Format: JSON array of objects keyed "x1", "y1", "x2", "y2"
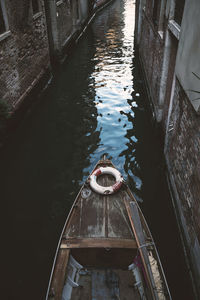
[{"x1": 82, "y1": 0, "x2": 142, "y2": 197}]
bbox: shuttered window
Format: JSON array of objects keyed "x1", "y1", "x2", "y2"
[
  {"x1": 152, "y1": 0, "x2": 161, "y2": 26},
  {"x1": 174, "y1": 0, "x2": 185, "y2": 25},
  {"x1": 76, "y1": 0, "x2": 79, "y2": 20},
  {"x1": 32, "y1": 0, "x2": 40, "y2": 15},
  {"x1": 0, "y1": 2, "x2": 6, "y2": 34}
]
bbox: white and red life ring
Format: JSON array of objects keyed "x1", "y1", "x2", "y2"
[{"x1": 89, "y1": 166, "x2": 123, "y2": 195}]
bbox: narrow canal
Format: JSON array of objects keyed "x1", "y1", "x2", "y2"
[{"x1": 0, "y1": 0, "x2": 195, "y2": 299}]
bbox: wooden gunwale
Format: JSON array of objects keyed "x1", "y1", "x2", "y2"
[
  {"x1": 125, "y1": 186, "x2": 172, "y2": 299},
  {"x1": 124, "y1": 198, "x2": 158, "y2": 299},
  {"x1": 49, "y1": 249, "x2": 70, "y2": 300}
]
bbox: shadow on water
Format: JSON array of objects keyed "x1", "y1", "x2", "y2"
[
  {"x1": 0, "y1": 0, "x2": 195, "y2": 299},
  {"x1": 0, "y1": 31, "x2": 100, "y2": 300}
]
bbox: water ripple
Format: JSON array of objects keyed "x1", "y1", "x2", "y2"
[{"x1": 82, "y1": 0, "x2": 140, "y2": 197}]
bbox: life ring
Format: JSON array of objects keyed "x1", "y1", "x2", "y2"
[{"x1": 89, "y1": 166, "x2": 123, "y2": 195}]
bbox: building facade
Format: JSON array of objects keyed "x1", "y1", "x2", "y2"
[
  {"x1": 45, "y1": 0, "x2": 91, "y2": 63},
  {"x1": 135, "y1": 0, "x2": 200, "y2": 295},
  {"x1": 0, "y1": 0, "x2": 50, "y2": 111},
  {"x1": 0, "y1": 0, "x2": 106, "y2": 119}
]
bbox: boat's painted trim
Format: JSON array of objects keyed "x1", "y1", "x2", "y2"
[{"x1": 124, "y1": 189, "x2": 172, "y2": 300}]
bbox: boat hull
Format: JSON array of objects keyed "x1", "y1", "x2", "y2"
[{"x1": 46, "y1": 158, "x2": 171, "y2": 300}]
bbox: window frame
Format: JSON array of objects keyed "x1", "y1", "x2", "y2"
[
  {"x1": 173, "y1": 0, "x2": 185, "y2": 26},
  {"x1": 31, "y1": 0, "x2": 42, "y2": 19},
  {"x1": 151, "y1": 0, "x2": 167, "y2": 39},
  {"x1": 75, "y1": 0, "x2": 80, "y2": 21},
  {"x1": 0, "y1": 0, "x2": 10, "y2": 41},
  {"x1": 56, "y1": 0, "x2": 64, "y2": 6},
  {"x1": 169, "y1": 0, "x2": 185, "y2": 27},
  {"x1": 152, "y1": 0, "x2": 161, "y2": 27},
  {"x1": 168, "y1": 0, "x2": 185, "y2": 40}
]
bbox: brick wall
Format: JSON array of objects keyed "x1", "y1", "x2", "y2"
[
  {"x1": 167, "y1": 79, "x2": 200, "y2": 244},
  {"x1": 138, "y1": 4, "x2": 165, "y2": 121},
  {"x1": 0, "y1": 0, "x2": 50, "y2": 111},
  {"x1": 165, "y1": 78, "x2": 200, "y2": 291}
]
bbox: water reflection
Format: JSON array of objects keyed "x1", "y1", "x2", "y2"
[{"x1": 83, "y1": 0, "x2": 141, "y2": 196}]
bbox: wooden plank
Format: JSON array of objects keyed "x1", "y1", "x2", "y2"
[
  {"x1": 60, "y1": 238, "x2": 137, "y2": 249},
  {"x1": 97, "y1": 171, "x2": 134, "y2": 239},
  {"x1": 125, "y1": 200, "x2": 159, "y2": 300},
  {"x1": 48, "y1": 249, "x2": 70, "y2": 300},
  {"x1": 107, "y1": 192, "x2": 134, "y2": 239},
  {"x1": 64, "y1": 201, "x2": 82, "y2": 238},
  {"x1": 79, "y1": 192, "x2": 106, "y2": 238}
]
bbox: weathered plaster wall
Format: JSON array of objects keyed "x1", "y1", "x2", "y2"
[
  {"x1": 0, "y1": 0, "x2": 50, "y2": 110},
  {"x1": 175, "y1": 0, "x2": 200, "y2": 113}
]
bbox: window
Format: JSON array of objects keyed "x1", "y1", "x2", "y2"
[
  {"x1": 152, "y1": 0, "x2": 161, "y2": 26},
  {"x1": 174, "y1": 0, "x2": 185, "y2": 25},
  {"x1": 0, "y1": 0, "x2": 9, "y2": 40},
  {"x1": 76, "y1": 0, "x2": 79, "y2": 20},
  {"x1": 0, "y1": 2, "x2": 6, "y2": 34},
  {"x1": 32, "y1": 0, "x2": 40, "y2": 15}
]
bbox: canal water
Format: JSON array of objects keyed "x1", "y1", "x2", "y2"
[{"x1": 0, "y1": 0, "x2": 195, "y2": 299}]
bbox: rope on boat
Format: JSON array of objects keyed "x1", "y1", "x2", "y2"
[{"x1": 139, "y1": 242, "x2": 155, "y2": 249}]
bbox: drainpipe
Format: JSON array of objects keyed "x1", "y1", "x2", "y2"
[{"x1": 44, "y1": 0, "x2": 60, "y2": 61}]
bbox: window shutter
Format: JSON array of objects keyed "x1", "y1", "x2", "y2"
[
  {"x1": 174, "y1": 0, "x2": 185, "y2": 25},
  {"x1": 0, "y1": 3, "x2": 6, "y2": 34}
]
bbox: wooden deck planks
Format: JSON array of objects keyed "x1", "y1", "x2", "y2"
[
  {"x1": 64, "y1": 170, "x2": 135, "y2": 242},
  {"x1": 107, "y1": 192, "x2": 134, "y2": 239},
  {"x1": 79, "y1": 193, "x2": 106, "y2": 238},
  {"x1": 60, "y1": 238, "x2": 137, "y2": 249},
  {"x1": 70, "y1": 269, "x2": 140, "y2": 300},
  {"x1": 64, "y1": 201, "x2": 81, "y2": 238},
  {"x1": 65, "y1": 190, "x2": 135, "y2": 241}
]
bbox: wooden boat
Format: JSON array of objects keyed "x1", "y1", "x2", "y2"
[{"x1": 46, "y1": 156, "x2": 171, "y2": 300}]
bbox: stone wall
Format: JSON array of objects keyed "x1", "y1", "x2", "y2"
[
  {"x1": 137, "y1": 2, "x2": 166, "y2": 122},
  {"x1": 0, "y1": 0, "x2": 108, "y2": 116},
  {"x1": 0, "y1": 0, "x2": 50, "y2": 111}
]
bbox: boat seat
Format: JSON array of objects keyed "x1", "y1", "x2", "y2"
[{"x1": 62, "y1": 255, "x2": 83, "y2": 300}]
